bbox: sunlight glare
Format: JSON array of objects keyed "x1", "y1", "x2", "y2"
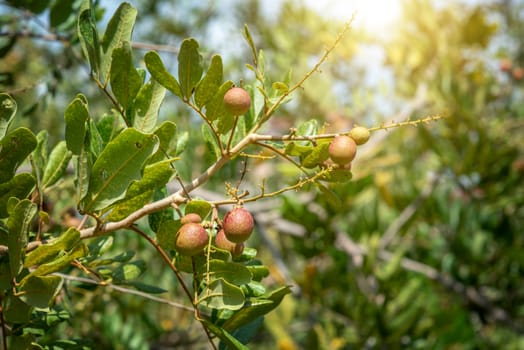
[{"x1": 305, "y1": 0, "x2": 401, "y2": 35}]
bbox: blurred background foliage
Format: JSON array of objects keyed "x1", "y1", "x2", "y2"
[{"x1": 1, "y1": 0, "x2": 523, "y2": 349}]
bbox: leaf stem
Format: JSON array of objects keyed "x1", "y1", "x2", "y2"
[
  {"x1": 185, "y1": 100, "x2": 224, "y2": 154},
  {"x1": 92, "y1": 76, "x2": 130, "y2": 127}
]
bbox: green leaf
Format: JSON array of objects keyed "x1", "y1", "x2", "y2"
[
  {"x1": 0, "y1": 173, "x2": 36, "y2": 218},
  {"x1": 297, "y1": 119, "x2": 318, "y2": 141},
  {"x1": 176, "y1": 131, "x2": 189, "y2": 156},
  {"x1": 0, "y1": 37, "x2": 17, "y2": 59},
  {"x1": 87, "y1": 236, "x2": 113, "y2": 258},
  {"x1": 202, "y1": 123, "x2": 221, "y2": 160},
  {"x1": 237, "y1": 247, "x2": 257, "y2": 261},
  {"x1": 197, "y1": 260, "x2": 252, "y2": 286},
  {"x1": 3, "y1": 294, "x2": 32, "y2": 324},
  {"x1": 272, "y1": 81, "x2": 289, "y2": 95},
  {"x1": 19, "y1": 275, "x2": 63, "y2": 308},
  {"x1": 24, "y1": 228, "x2": 81, "y2": 268},
  {"x1": 7, "y1": 199, "x2": 37, "y2": 277},
  {"x1": 243, "y1": 24, "x2": 257, "y2": 65},
  {"x1": 224, "y1": 317, "x2": 264, "y2": 350},
  {"x1": 148, "y1": 186, "x2": 174, "y2": 233},
  {"x1": 0, "y1": 93, "x2": 17, "y2": 139},
  {"x1": 22, "y1": 244, "x2": 87, "y2": 280},
  {"x1": 205, "y1": 81, "x2": 235, "y2": 122},
  {"x1": 50, "y1": 0, "x2": 74, "y2": 27},
  {"x1": 0, "y1": 127, "x2": 37, "y2": 184},
  {"x1": 203, "y1": 320, "x2": 250, "y2": 350},
  {"x1": 77, "y1": 2, "x2": 100, "y2": 75},
  {"x1": 88, "y1": 119, "x2": 104, "y2": 157},
  {"x1": 316, "y1": 183, "x2": 342, "y2": 209},
  {"x1": 96, "y1": 113, "x2": 118, "y2": 146},
  {"x1": 246, "y1": 265, "x2": 270, "y2": 282},
  {"x1": 144, "y1": 51, "x2": 182, "y2": 98},
  {"x1": 42, "y1": 141, "x2": 72, "y2": 189},
  {"x1": 300, "y1": 141, "x2": 330, "y2": 168},
  {"x1": 244, "y1": 84, "x2": 264, "y2": 130},
  {"x1": 178, "y1": 38, "x2": 203, "y2": 100},
  {"x1": 149, "y1": 121, "x2": 177, "y2": 163},
  {"x1": 10, "y1": 0, "x2": 49, "y2": 13},
  {"x1": 376, "y1": 249, "x2": 404, "y2": 280},
  {"x1": 8, "y1": 334, "x2": 35, "y2": 350},
  {"x1": 198, "y1": 278, "x2": 245, "y2": 311},
  {"x1": 107, "y1": 160, "x2": 174, "y2": 221},
  {"x1": 0, "y1": 262, "x2": 12, "y2": 290},
  {"x1": 242, "y1": 281, "x2": 266, "y2": 297},
  {"x1": 33, "y1": 130, "x2": 48, "y2": 182},
  {"x1": 133, "y1": 78, "x2": 166, "y2": 132},
  {"x1": 64, "y1": 95, "x2": 89, "y2": 156},
  {"x1": 125, "y1": 281, "x2": 167, "y2": 294},
  {"x1": 222, "y1": 286, "x2": 292, "y2": 332},
  {"x1": 195, "y1": 55, "x2": 223, "y2": 108},
  {"x1": 185, "y1": 199, "x2": 212, "y2": 220},
  {"x1": 113, "y1": 260, "x2": 145, "y2": 282},
  {"x1": 319, "y1": 168, "x2": 353, "y2": 183},
  {"x1": 284, "y1": 142, "x2": 312, "y2": 157},
  {"x1": 110, "y1": 42, "x2": 142, "y2": 112},
  {"x1": 156, "y1": 218, "x2": 179, "y2": 251},
  {"x1": 101, "y1": 2, "x2": 137, "y2": 82},
  {"x1": 81, "y1": 128, "x2": 159, "y2": 212},
  {"x1": 74, "y1": 150, "x2": 92, "y2": 204}
]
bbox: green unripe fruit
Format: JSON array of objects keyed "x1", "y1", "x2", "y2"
[
  {"x1": 349, "y1": 126, "x2": 370, "y2": 145},
  {"x1": 175, "y1": 223, "x2": 208, "y2": 256},
  {"x1": 215, "y1": 229, "x2": 244, "y2": 257},
  {"x1": 180, "y1": 213, "x2": 202, "y2": 225},
  {"x1": 222, "y1": 207, "x2": 254, "y2": 243},
  {"x1": 328, "y1": 135, "x2": 357, "y2": 165},
  {"x1": 223, "y1": 87, "x2": 251, "y2": 115}
]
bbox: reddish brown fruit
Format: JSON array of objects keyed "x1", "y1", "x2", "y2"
[
  {"x1": 222, "y1": 207, "x2": 254, "y2": 243},
  {"x1": 180, "y1": 213, "x2": 202, "y2": 225},
  {"x1": 215, "y1": 229, "x2": 244, "y2": 257},
  {"x1": 223, "y1": 87, "x2": 251, "y2": 115},
  {"x1": 512, "y1": 67, "x2": 524, "y2": 80},
  {"x1": 328, "y1": 135, "x2": 357, "y2": 165},
  {"x1": 499, "y1": 58, "x2": 512, "y2": 72},
  {"x1": 175, "y1": 223, "x2": 208, "y2": 256}
]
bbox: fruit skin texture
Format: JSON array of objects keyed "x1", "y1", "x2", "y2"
[
  {"x1": 175, "y1": 223, "x2": 208, "y2": 256},
  {"x1": 349, "y1": 126, "x2": 370, "y2": 145},
  {"x1": 223, "y1": 87, "x2": 251, "y2": 116},
  {"x1": 222, "y1": 207, "x2": 254, "y2": 243},
  {"x1": 215, "y1": 229, "x2": 244, "y2": 257},
  {"x1": 180, "y1": 213, "x2": 202, "y2": 225},
  {"x1": 328, "y1": 135, "x2": 357, "y2": 166}
]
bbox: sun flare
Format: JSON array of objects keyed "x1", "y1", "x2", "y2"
[{"x1": 305, "y1": 0, "x2": 401, "y2": 34}]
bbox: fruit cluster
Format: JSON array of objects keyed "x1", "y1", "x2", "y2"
[
  {"x1": 327, "y1": 126, "x2": 370, "y2": 167},
  {"x1": 499, "y1": 58, "x2": 524, "y2": 81},
  {"x1": 174, "y1": 207, "x2": 254, "y2": 258}
]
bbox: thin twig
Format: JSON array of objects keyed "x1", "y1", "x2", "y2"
[
  {"x1": 0, "y1": 294, "x2": 7, "y2": 350},
  {"x1": 54, "y1": 273, "x2": 194, "y2": 312},
  {"x1": 127, "y1": 226, "x2": 217, "y2": 350},
  {"x1": 252, "y1": 18, "x2": 355, "y2": 131},
  {"x1": 378, "y1": 171, "x2": 441, "y2": 250}
]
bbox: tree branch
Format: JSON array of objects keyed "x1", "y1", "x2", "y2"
[
  {"x1": 55, "y1": 273, "x2": 194, "y2": 312},
  {"x1": 335, "y1": 232, "x2": 522, "y2": 332},
  {"x1": 378, "y1": 171, "x2": 441, "y2": 250}
]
